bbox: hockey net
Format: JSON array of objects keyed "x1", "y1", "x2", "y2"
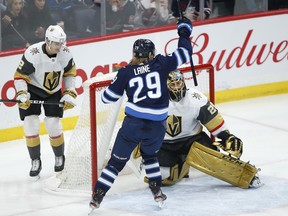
[{"x1": 44, "y1": 64, "x2": 215, "y2": 194}]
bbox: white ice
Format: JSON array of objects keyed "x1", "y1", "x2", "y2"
[{"x1": 1, "y1": 94, "x2": 288, "y2": 216}]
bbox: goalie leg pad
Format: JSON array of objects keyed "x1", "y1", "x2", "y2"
[{"x1": 186, "y1": 142, "x2": 258, "y2": 189}]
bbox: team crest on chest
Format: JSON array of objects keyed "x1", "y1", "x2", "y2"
[
  {"x1": 166, "y1": 114, "x2": 182, "y2": 137},
  {"x1": 43, "y1": 71, "x2": 61, "y2": 91}
]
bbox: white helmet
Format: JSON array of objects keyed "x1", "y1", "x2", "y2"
[{"x1": 45, "y1": 25, "x2": 66, "y2": 45}]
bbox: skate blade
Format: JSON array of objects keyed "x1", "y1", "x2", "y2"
[
  {"x1": 157, "y1": 200, "x2": 166, "y2": 208},
  {"x1": 88, "y1": 207, "x2": 97, "y2": 215},
  {"x1": 28, "y1": 175, "x2": 40, "y2": 182}
]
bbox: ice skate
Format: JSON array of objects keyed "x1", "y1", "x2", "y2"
[
  {"x1": 249, "y1": 176, "x2": 263, "y2": 188},
  {"x1": 29, "y1": 158, "x2": 42, "y2": 177},
  {"x1": 89, "y1": 188, "x2": 105, "y2": 214},
  {"x1": 54, "y1": 155, "x2": 65, "y2": 172},
  {"x1": 149, "y1": 181, "x2": 167, "y2": 208}
]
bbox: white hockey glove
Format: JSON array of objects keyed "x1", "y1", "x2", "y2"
[
  {"x1": 16, "y1": 90, "x2": 31, "y2": 110},
  {"x1": 213, "y1": 130, "x2": 243, "y2": 159},
  {"x1": 60, "y1": 90, "x2": 77, "y2": 111}
]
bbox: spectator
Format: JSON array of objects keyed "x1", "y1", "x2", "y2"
[
  {"x1": 211, "y1": 0, "x2": 235, "y2": 18},
  {"x1": 234, "y1": 0, "x2": 266, "y2": 15},
  {"x1": 25, "y1": 0, "x2": 54, "y2": 44},
  {"x1": 87, "y1": 0, "x2": 101, "y2": 35},
  {"x1": 1, "y1": 0, "x2": 29, "y2": 50},
  {"x1": 45, "y1": 0, "x2": 77, "y2": 37},
  {"x1": 72, "y1": 2, "x2": 97, "y2": 38},
  {"x1": 268, "y1": 0, "x2": 288, "y2": 10},
  {"x1": 106, "y1": 0, "x2": 136, "y2": 34},
  {"x1": 89, "y1": 0, "x2": 136, "y2": 35},
  {"x1": 170, "y1": 0, "x2": 211, "y2": 23},
  {"x1": 132, "y1": 0, "x2": 170, "y2": 29}
]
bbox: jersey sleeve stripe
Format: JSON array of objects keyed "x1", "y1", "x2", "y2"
[
  {"x1": 178, "y1": 47, "x2": 190, "y2": 63},
  {"x1": 106, "y1": 88, "x2": 122, "y2": 99},
  {"x1": 101, "y1": 88, "x2": 122, "y2": 103},
  {"x1": 174, "y1": 47, "x2": 190, "y2": 68},
  {"x1": 174, "y1": 51, "x2": 184, "y2": 66}
]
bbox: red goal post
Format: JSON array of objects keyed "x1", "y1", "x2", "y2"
[{"x1": 44, "y1": 64, "x2": 215, "y2": 194}]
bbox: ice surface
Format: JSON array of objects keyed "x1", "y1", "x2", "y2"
[{"x1": 1, "y1": 94, "x2": 288, "y2": 216}]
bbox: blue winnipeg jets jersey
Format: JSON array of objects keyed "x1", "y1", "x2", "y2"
[{"x1": 102, "y1": 36, "x2": 192, "y2": 121}]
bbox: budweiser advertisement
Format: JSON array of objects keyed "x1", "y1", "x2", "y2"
[{"x1": 0, "y1": 10, "x2": 287, "y2": 139}]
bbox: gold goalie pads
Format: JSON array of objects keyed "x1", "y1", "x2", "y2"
[{"x1": 186, "y1": 141, "x2": 258, "y2": 189}]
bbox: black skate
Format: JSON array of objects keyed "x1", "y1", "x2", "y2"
[
  {"x1": 54, "y1": 155, "x2": 65, "y2": 172},
  {"x1": 149, "y1": 181, "x2": 167, "y2": 207},
  {"x1": 30, "y1": 158, "x2": 42, "y2": 177},
  {"x1": 89, "y1": 188, "x2": 106, "y2": 212}
]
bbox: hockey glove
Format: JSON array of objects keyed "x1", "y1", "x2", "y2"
[
  {"x1": 60, "y1": 90, "x2": 77, "y2": 111},
  {"x1": 16, "y1": 90, "x2": 31, "y2": 110},
  {"x1": 177, "y1": 16, "x2": 193, "y2": 37},
  {"x1": 213, "y1": 130, "x2": 243, "y2": 159}
]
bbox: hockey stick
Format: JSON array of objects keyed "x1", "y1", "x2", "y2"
[
  {"x1": 176, "y1": 0, "x2": 198, "y2": 86},
  {"x1": 0, "y1": 99, "x2": 64, "y2": 107},
  {"x1": 10, "y1": 23, "x2": 30, "y2": 45}
]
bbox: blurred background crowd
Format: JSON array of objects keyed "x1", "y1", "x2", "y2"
[{"x1": 0, "y1": 0, "x2": 287, "y2": 51}]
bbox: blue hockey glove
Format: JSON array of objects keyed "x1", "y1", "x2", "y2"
[{"x1": 177, "y1": 16, "x2": 193, "y2": 37}]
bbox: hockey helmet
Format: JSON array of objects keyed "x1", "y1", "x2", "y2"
[
  {"x1": 167, "y1": 70, "x2": 187, "y2": 102},
  {"x1": 133, "y1": 39, "x2": 155, "y2": 58},
  {"x1": 45, "y1": 25, "x2": 66, "y2": 45}
]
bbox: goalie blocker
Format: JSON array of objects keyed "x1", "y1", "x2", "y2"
[{"x1": 186, "y1": 142, "x2": 260, "y2": 189}]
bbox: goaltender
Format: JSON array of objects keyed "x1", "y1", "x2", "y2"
[{"x1": 141, "y1": 69, "x2": 262, "y2": 188}]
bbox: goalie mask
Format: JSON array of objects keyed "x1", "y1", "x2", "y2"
[
  {"x1": 133, "y1": 39, "x2": 155, "y2": 58},
  {"x1": 167, "y1": 70, "x2": 187, "y2": 102},
  {"x1": 45, "y1": 25, "x2": 66, "y2": 47}
]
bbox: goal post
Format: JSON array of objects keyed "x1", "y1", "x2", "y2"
[{"x1": 44, "y1": 64, "x2": 215, "y2": 194}]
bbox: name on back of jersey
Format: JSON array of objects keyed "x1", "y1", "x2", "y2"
[{"x1": 134, "y1": 65, "x2": 151, "y2": 75}]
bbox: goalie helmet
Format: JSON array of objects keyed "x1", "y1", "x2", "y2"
[
  {"x1": 45, "y1": 25, "x2": 66, "y2": 45},
  {"x1": 167, "y1": 70, "x2": 187, "y2": 102},
  {"x1": 133, "y1": 39, "x2": 155, "y2": 58}
]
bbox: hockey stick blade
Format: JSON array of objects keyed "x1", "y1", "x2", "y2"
[{"x1": 0, "y1": 99, "x2": 64, "y2": 107}]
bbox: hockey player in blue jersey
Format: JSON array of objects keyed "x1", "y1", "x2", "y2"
[{"x1": 89, "y1": 16, "x2": 193, "y2": 210}]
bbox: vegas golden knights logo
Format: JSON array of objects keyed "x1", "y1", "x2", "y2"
[
  {"x1": 43, "y1": 71, "x2": 61, "y2": 91},
  {"x1": 166, "y1": 114, "x2": 182, "y2": 137}
]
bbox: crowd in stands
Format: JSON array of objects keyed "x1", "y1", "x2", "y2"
[{"x1": 1, "y1": 0, "x2": 287, "y2": 51}]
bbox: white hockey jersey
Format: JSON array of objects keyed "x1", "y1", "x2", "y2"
[
  {"x1": 164, "y1": 88, "x2": 228, "y2": 141},
  {"x1": 14, "y1": 42, "x2": 76, "y2": 94}
]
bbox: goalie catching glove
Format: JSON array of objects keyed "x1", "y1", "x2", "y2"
[
  {"x1": 60, "y1": 90, "x2": 77, "y2": 111},
  {"x1": 16, "y1": 90, "x2": 31, "y2": 110},
  {"x1": 214, "y1": 130, "x2": 243, "y2": 159}
]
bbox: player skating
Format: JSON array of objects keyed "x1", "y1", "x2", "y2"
[
  {"x1": 89, "y1": 16, "x2": 193, "y2": 212},
  {"x1": 14, "y1": 25, "x2": 77, "y2": 179}
]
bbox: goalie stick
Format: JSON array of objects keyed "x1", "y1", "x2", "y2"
[
  {"x1": 0, "y1": 99, "x2": 64, "y2": 107},
  {"x1": 176, "y1": 0, "x2": 198, "y2": 86}
]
